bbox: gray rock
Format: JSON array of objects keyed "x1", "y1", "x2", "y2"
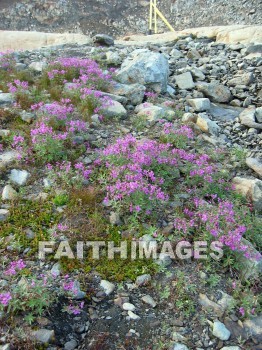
[
  {"x1": 221, "y1": 347, "x2": 241, "y2": 350},
  {"x1": 233, "y1": 177, "x2": 262, "y2": 213},
  {"x1": 100, "y1": 280, "x2": 115, "y2": 295},
  {"x1": 141, "y1": 295, "x2": 157, "y2": 308},
  {"x1": 31, "y1": 329, "x2": 55, "y2": 344},
  {"x1": 0, "y1": 209, "x2": 9, "y2": 222},
  {"x1": 212, "y1": 320, "x2": 231, "y2": 340},
  {"x1": 209, "y1": 104, "x2": 241, "y2": 122},
  {"x1": 239, "y1": 107, "x2": 262, "y2": 129},
  {"x1": 198, "y1": 293, "x2": 224, "y2": 317},
  {"x1": 174, "y1": 72, "x2": 194, "y2": 90},
  {"x1": 182, "y1": 112, "x2": 197, "y2": 123},
  {"x1": 190, "y1": 67, "x2": 205, "y2": 81},
  {"x1": 243, "y1": 315, "x2": 262, "y2": 342},
  {"x1": 246, "y1": 44, "x2": 262, "y2": 54},
  {"x1": 170, "y1": 48, "x2": 184, "y2": 59},
  {"x1": 0, "y1": 129, "x2": 10, "y2": 137},
  {"x1": 196, "y1": 82, "x2": 232, "y2": 103},
  {"x1": 156, "y1": 252, "x2": 172, "y2": 267},
  {"x1": 50, "y1": 262, "x2": 61, "y2": 277},
  {"x1": 93, "y1": 34, "x2": 114, "y2": 46},
  {"x1": 122, "y1": 302, "x2": 136, "y2": 311},
  {"x1": 29, "y1": 61, "x2": 47, "y2": 72},
  {"x1": 127, "y1": 310, "x2": 140, "y2": 320},
  {"x1": 188, "y1": 98, "x2": 210, "y2": 112},
  {"x1": 101, "y1": 100, "x2": 127, "y2": 119},
  {"x1": 106, "y1": 51, "x2": 122, "y2": 65},
  {"x1": 64, "y1": 339, "x2": 78, "y2": 350},
  {"x1": 255, "y1": 107, "x2": 262, "y2": 123},
  {"x1": 0, "y1": 151, "x2": 19, "y2": 167},
  {"x1": 109, "y1": 212, "x2": 121, "y2": 225},
  {"x1": 108, "y1": 82, "x2": 146, "y2": 105},
  {"x1": 0, "y1": 93, "x2": 14, "y2": 105},
  {"x1": 228, "y1": 72, "x2": 254, "y2": 86},
  {"x1": 2, "y1": 185, "x2": 18, "y2": 200},
  {"x1": 173, "y1": 344, "x2": 189, "y2": 350},
  {"x1": 238, "y1": 238, "x2": 262, "y2": 280},
  {"x1": 246, "y1": 157, "x2": 262, "y2": 177},
  {"x1": 197, "y1": 114, "x2": 220, "y2": 136},
  {"x1": 136, "y1": 104, "x2": 175, "y2": 122},
  {"x1": 187, "y1": 49, "x2": 201, "y2": 60},
  {"x1": 116, "y1": 49, "x2": 169, "y2": 93},
  {"x1": 135, "y1": 274, "x2": 151, "y2": 287},
  {"x1": 9, "y1": 169, "x2": 30, "y2": 186},
  {"x1": 72, "y1": 280, "x2": 86, "y2": 300},
  {"x1": 0, "y1": 345, "x2": 11, "y2": 350},
  {"x1": 20, "y1": 110, "x2": 35, "y2": 123}
]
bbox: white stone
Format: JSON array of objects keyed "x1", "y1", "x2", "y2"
[
  {"x1": 188, "y1": 98, "x2": 210, "y2": 112},
  {"x1": 0, "y1": 93, "x2": 14, "y2": 105},
  {"x1": 100, "y1": 280, "x2": 115, "y2": 295},
  {"x1": 29, "y1": 61, "x2": 47, "y2": 72},
  {"x1": 174, "y1": 72, "x2": 194, "y2": 90},
  {"x1": 135, "y1": 274, "x2": 151, "y2": 287},
  {"x1": 31, "y1": 329, "x2": 55, "y2": 344},
  {"x1": 212, "y1": 320, "x2": 231, "y2": 340},
  {"x1": 127, "y1": 310, "x2": 140, "y2": 320},
  {"x1": 0, "y1": 209, "x2": 10, "y2": 222},
  {"x1": 101, "y1": 100, "x2": 127, "y2": 119},
  {"x1": 0, "y1": 151, "x2": 19, "y2": 167},
  {"x1": 122, "y1": 302, "x2": 136, "y2": 311},
  {"x1": 2, "y1": 185, "x2": 18, "y2": 200},
  {"x1": 246, "y1": 158, "x2": 262, "y2": 177},
  {"x1": 173, "y1": 344, "x2": 189, "y2": 350},
  {"x1": 141, "y1": 295, "x2": 157, "y2": 308},
  {"x1": 9, "y1": 169, "x2": 30, "y2": 186}
]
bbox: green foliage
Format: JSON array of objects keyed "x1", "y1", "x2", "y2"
[{"x1": 53, "y1": 193, "x2": 69, "y2": 206}]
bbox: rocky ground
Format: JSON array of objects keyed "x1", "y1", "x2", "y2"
[
  {"x1": 0, "y1": 0, "x2": 261, "y2": 36},
  {"x1": 0, "y1": 33, "x2": 261, "y2": 350}
]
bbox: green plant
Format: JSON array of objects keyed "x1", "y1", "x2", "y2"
[
  {"x1": 53, "y1": 193, "x2": 69, "y2": 206},
  {"x1": 4, "y1": 276, "x2": 56, "y2": 324},
  {"x1": 133, "y1": 114, "x2": 148, "y2": 131}
]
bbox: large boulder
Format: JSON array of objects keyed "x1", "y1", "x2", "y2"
[
  {"x1": 196, "y1": 82, "x2": 232, "y2": 103},
  {"x1": 246, "y1": 158, "x2": 262, "y2": 177},
  {"x1": 116, "y1": 49, "x2": 169, "y2": 93},
  {"x1": 93, "y1": 34, "x2": 114, "y2": 46},
  {"x1": 239, "y1": 107, "x2": 262, "y2": 129},
  {"x1": 232, "y1": 177, "x2": 262, "y2": 213},
  {"x1": 108, "y1": 82, "x2": 146, "y2": 105},
  {"x1": 196, "y1": 114, "x2": 220, "y2": 136},
  {"x1": 101, "y1": 100, "x2": 127, "y2": 119}
]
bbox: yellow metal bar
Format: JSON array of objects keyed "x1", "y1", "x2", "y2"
[
  {"x1": 149, "y1": 0, "x2": 153, "y2": 31},
  {"x1": 154, "y1": 0, "x2": 157, "y2": 34},
  {"x1": 151, "y1": 2, "x2": 175, "y2": 33}
]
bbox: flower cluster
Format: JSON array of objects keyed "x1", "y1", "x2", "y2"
[
  {"x1": 4, "y1": 259, "x2": 26, "y2": 276},
  {"x1": 0, "y1": 292, "x2": 12, "y2": 307},
  {"x1": 46, "y1": 161, "x2": 92, "y2": 188},
  {"x1": 174, "y1": 198, "x2": 259, "y2": 257},
  {"x1": 8, "y1": 79, "x2": 29, "y2": 94}
]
